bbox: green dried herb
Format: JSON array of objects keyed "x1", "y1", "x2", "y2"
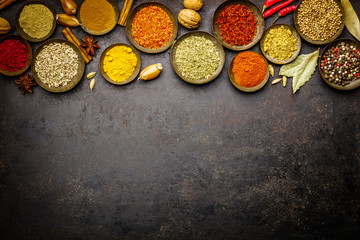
[{"x1": 175, "y1": 36, "x2": 220, "y2": 81}]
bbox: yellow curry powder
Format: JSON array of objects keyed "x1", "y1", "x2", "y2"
[
  {"x1": 263, "y1": 26, "x2": 297, "y2": 60},
  {"x1": 80, "y1": 0, "x2": 115, "y2": 32},
  {"x1": 103, "y1": 46, "x2": 137, "y2": 82}
]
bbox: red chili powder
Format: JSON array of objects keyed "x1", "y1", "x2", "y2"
[
  {"x1": 132, "y1": 6, "x2": 173, "y2": 49},
  {"x1": 0, "y1": 39, "x2": 28, "y2": 72},
  {"x1": 232, "y1": 51, "x2": 267, "y2": 88},
  {"x1": 216, "y1": 4, "x2": 258, "y2": 46}
]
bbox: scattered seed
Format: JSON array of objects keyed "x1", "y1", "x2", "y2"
[
  {"x1": 90, "y1": 78, "x2": 95, "y2": 91},
  {"x1": 269, "y1": 64, "x2": 274, "y2": 77},
  {"x1": 87, "y1": 72, "x2": 96, "y2": 79},
  {"x1": 282, "y1": 75, "x2": 287, "y2": 87},
  {"x1": 272, "y1": 78, "x2": 282, "y2": 84}
]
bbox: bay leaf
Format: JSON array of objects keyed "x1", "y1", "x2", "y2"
[
  {"x1": 279, "y1": 49, "x2": 319, "y2": 94},
  {"x1": 341, "y1": 0, "x2": 360, "y2": 42}
]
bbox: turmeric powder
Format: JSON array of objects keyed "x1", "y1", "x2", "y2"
[
  {"x1": 80, "y1": 0, "x2": 115, "y2": 32},
  {"x1": 103, "y1": 46, "x2": 137, "y2": 82}
]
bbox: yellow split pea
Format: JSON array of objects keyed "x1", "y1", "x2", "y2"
[{"x1": 103, "y1": 46, "x2": 137, "y2": 82}]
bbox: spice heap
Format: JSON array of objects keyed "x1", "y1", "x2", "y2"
[
  {"x1": 216, "y1": 4, "x2": 258, "y2": 46},
  {"x1": 263, "y1": 25, "x2": 297, "y2": 61},
  {"x1": 297, "y1": 0, "x2": 342, "y2": 41},
  {"x1": 80, "y1": 0, "x2": 115, "y2": 33},
  {"x1": 35, "y1": 42, "x2": 79, "y2": 88},
  {"x1": 132, "y1": 6, "x2": 173, "y2": 49},
  {"x1": 103, "y1": 46, "x2": 137, "y2": 82},
  {"x1": 175, "y1": 36, "x2": 220, "y2": 81},
  {"x1": 232, "y1": 52, "x2": 267, "y2": 88},
  {"x1": 19, "y1": 4, "x2": 54, "y2": 39},
  {"x1": 0, "y1": 39, "x2": 28, "y2": 72},
  {"x1": 320, "y1": 42, "x2": 360, "y2": 86}
]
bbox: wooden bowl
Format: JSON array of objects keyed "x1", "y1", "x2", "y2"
[
  {"x1": 126, "y1": 1, "x2": 178, "y2": 54},
  {"x1": 0, "y1": 35, "x2": 32, "y2": 77},
  {"x1": 15, "y1": 1, "x2": 56, "y2": 42},
  {"x1": 260, "y1": 24, "x2": 301, "y2": 65},
  {"x1": 294, "y1": 0, "x2": 345, "y2": 45},
  {"x1": 229, "y1": 51, "x2": 269, "y2": 92},
  {"x1": 212, "y1": 0, "x2": 264, "y2": 51},
  {"x1": 170, "y1": 31, "x2": 225, "y2": 85},
  {"x1": 32, "y1": 39, "x2": 85, "y2": 93},
  {"x1": 78, "y1": 0, "x2": 119, "y2": 36},
  {"x1": 319, "y1": 39, "x2": 360, "y2": 91},
  {"x1": 99, "y1": 43, "x2": 141, "y2": 85}
]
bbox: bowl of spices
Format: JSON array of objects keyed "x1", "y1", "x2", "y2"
[
  {"x1": 229, "y1": 51, "x2": 269, "y2": 92},
  {"x1": 0, "y1": 35, "x2": 32, "y2": 76},
  {"x1": 319, "y1": 39, "x2": 360, "y2": 90},
  {"x1": 260, "y1": 24, "x2": 301, "y2": 65},
  {"x1": 32, "y1": 39, "x2": 85, "y2": 93},
  {"x1": 15, "y1": 1, "x2": 56, "y2": 42},
  {"x1": 171, "y1": 31, "x2": 225, "y2": 84},
  {"x1": 212, "y1": 0, "x2": 264, "y2": 51},
  {"x1": 99, "y1": 43, "x2": 141, "y2": 85},
  {"x1": 126, "y1": 2, "x2": 178, "y2": 54},
  {"x1": 294, "y1": 0, "x2": 345, "y2": 45},
  {"x1": 78, "y1": 0, "x2": 119, "y2": 35}
]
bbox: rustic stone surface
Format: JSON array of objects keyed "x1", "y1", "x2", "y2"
[{"x1": 0, "y1": 0, "x2": 359, "y2": 239}]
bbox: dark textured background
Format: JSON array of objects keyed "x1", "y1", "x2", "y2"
[{"x1": 1, "y1": 0, "x2": 360, "y2": 239}]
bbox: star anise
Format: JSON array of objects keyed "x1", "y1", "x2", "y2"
[
  {"x1": 80, "y1": 36, "x2": 100, "y2": 55},
  {"x1": 15, "y1": 73, "x2": 36, "y2": 95}
]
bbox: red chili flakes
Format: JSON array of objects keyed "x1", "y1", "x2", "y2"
[
  {"x1": 132, "y1": 6, "x2": 173, "y2": 49},
  {"x1": 216, "y1": 4, "x2": 258, "y2": 46}
]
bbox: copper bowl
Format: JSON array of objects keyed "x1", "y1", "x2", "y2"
[
  {"x1": 212, "y1": 0, "x2": 264, "y2": 51},
  {"x1": 0, "y1": 34, "x2": 32, "y2": 77}
]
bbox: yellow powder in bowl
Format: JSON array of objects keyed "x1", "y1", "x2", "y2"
[{"x1": 80, "y1": 0, "x2": 116, "y2": 32}]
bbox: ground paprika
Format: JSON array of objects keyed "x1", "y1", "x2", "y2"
[
  {"x1": 232, "y1": 51, "x2": 267, "y2": 88},
  {"x1": 0, "y1": 39, "x2": 28, "y2": 72}
]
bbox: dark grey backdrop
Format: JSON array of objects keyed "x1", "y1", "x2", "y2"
[{"x1": 0, "y1": 0, "x2": 359, "y2": 239}]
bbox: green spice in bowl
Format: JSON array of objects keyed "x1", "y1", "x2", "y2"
[{"x1": 171, "y1": 31, "x2": 225, "y2": 84}]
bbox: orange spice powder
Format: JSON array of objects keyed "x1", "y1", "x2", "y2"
[
  {"x1": 232, "y1": 51, "x2": 267, "y2": 88},
  {"x1": 132, "y1": 6, "x2": 173, "y2": 49}
]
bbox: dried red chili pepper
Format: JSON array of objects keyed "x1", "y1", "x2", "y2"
[
  {"x1": 0, "y1": 39, "x2": 28, "y2": 72},
  {"x1": 216, "y1": 4, "x2": 258, "y2": 46},
  {"x1": 263, "y1": 0, "x2": 294, "y2": 18},
  {"x1": 132, "y1": 6, "x2": 173, "y2": 50},
  {"x1": 262, "y1": 0, "x2": 285, "y2": 13}
]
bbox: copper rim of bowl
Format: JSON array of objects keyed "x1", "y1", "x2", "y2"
[
  {"x1": 260, "y1": 23, "x2": 301, "y2": 65},
  {"x1": 212, "y1": 0, "x2": 264, "y2": 51},
  {"x1": 31, "y1": 39, "x2": 85, "y2": 93},
  {"x1": 294, "y1": 0, "x2": 345, "y2": 45},
  {"x1": 15, "y1": 1, "x2": 56, "y2": 43},
  {"x1": 126, "y1": 1, "x2": 178, "y2": 54},
  {"x1": 229, "y1": 51, "x2": 270, "y2": 92},
  {"x1": 99, "y1": 43, "x2": 141, "y2": 85},
  {"x1": 170, "y1": 31, "x2": 225, "y2": 85},
  {"x1": 78, "y1": 0, "x2": 119, "y2": 36},
  {"x1": 0, "y1": 34, "x2": 32, "y2": 77},
  {"x1": 319, "y1": 38, "x2": 360, "y2": 91}
]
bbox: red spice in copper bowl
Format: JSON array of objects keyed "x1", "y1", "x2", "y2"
[
  {"x1": 212, "y1": 0, "x2": 264, "y2": 51},
  {"x1": 0, "y1": 34, "x2": 32, "y2": 76}
]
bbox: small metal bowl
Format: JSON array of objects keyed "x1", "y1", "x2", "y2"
[
  {"x1": 99, "y1": 43, "x2": 141, "y2": 85},
  {"x1": 228, "y1": 51, "x2": 269, "y2": 92},
  {"x1": 260, "y1": 24, "x2": 301, "y2": 65},
  {"x1": 212, "y1": 0, "x2": 264, "y2": 51},
  {"x1": 126, "y1": 1, "x2": 178, "y2": 54},
  {"x1": 78, "y1": 0, "x2": 119, "y2": 36},
  {"x1": 15, "y1": 1, "x2": 56, "y2": 42},
  {"x1": 170, "y1": 31, "x2": 225, "y2": 85},
  {"x1": 294, "y1": 0, "x2": 345, "y2": 45},
  {"x1": 32, "y1": 39, "x2": 85, "y2": 93},
  {"x1": 0, "y1": 35, "x2": 32, "y2": 77},
  {"x1": 319, "y1": 39, "x2": 360, "y2": 91}
]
